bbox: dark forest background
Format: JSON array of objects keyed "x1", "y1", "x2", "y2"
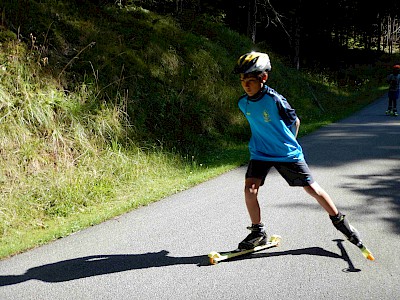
[
  {"x1": 4, "y1": 0, "x2": 400, "y2": 70},
  {"x1": 108, "y1": 0, "x2": 400, "y2": 68}
]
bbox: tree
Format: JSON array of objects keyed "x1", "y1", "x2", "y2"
[{"x1": 247, "y1": 0, "x2": 257, "y2": 43}]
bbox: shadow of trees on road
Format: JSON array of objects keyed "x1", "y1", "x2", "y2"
[
  {"x1": 342, "y1": 167, "x2": 400, "y2": 234},
  {"x1": 300, "y1": 98, "x2": 400, "y2": 235}
]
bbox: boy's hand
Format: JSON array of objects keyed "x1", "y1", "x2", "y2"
[{"x1": 291, "y1": 117, "x2": 300, "y2": 138}]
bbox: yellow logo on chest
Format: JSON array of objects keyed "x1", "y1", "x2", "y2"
[{"x1": 263, "y1": 110, "x2": 271, "y2": 122}]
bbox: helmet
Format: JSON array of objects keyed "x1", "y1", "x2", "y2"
[{"x1": 233, "y1": 52, "x2": 271, "y2": 74}]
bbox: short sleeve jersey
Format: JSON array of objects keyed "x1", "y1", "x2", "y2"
[{"x1": 238, "y1": 85, "x2": 304, "y2": 162}]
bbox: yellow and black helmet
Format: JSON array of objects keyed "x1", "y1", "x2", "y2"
[{"x1": 233, "y1": 52, "x2": 271, "y2": 74}]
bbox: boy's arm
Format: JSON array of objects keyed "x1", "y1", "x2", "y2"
[{"x1": 291, "y1": 117, "x2": 300, "y2": 138}]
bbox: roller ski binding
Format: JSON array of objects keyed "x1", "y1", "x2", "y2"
[
  {"x1": 238, "y1": 223, "x2": 268, "y2": 249},
  {"x1": 208, "y1": 224, "x2": 281, "y2": 265},
  {"x1": 330, "y1": 212, "x2": 375, "y2": 261}
]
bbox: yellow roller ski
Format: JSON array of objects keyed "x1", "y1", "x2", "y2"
[
  {"x1": 359, "y1": 244, "x2": 375, "y2": 261},
  {"x1": 208, "y1": 234, "x2": 281, "y2": 265}
]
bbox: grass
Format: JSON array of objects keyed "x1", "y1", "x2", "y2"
[
  {"x1": 1, "y1": 144, "x2": 245, "y2": 258},
  {"x1": 0, "y1": 1, "x2": 397, "y2": 259}
]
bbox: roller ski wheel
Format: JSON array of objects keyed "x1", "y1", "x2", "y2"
[
  {"x1": 385, "y1": 110, "x2": 398, "y2": 116},
  {"x1": 348, "y1": 225, "x2": 375, "y2": 261},
  {"x1": 347, "y1": 226, "x2": 375, "y2": 261},
  {"x1": 358, "y1": 243, "x2": 375, "y2": 261},
  {"x1": 208, "y1": 234, "x2": 281, "y2": 265}
]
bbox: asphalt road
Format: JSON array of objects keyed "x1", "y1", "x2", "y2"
[{"x1": 1, "y1": 94, "x2": 399, "y2": 300}]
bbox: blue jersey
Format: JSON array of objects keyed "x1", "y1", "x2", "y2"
[{"x1": 238, "y1": 86, "x2": 304, "y2": 162}]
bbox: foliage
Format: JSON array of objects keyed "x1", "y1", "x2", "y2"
[{"x1": 122, "y1": 0, "x2": 400, "y2": 66}]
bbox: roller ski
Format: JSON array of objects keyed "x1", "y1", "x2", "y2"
[
  {"x1": 385, "y1": 110, "x2": 398, "y2": 116},
  {"x1": 208, "y1": 223, "x2": 281, "y2": 265},
  {"x1": 330, "y1": 212, "x2": 375, "y2": 261}
]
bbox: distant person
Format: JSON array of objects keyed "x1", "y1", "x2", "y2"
[
  {"x1": 386, "y1": 64, "x2": 400, "y2": 117},
  {"x1": 233, "y1": 52, "x2": 372, "y2": 258}
]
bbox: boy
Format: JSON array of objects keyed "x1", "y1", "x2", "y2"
[
  {"x1": 386, "y1": 64, "x2": 400, "y2": 116},
  {"x1": 234, "y1": 52, "x2": 363, "y2": 251}
]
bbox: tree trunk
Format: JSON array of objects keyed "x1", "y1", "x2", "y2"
[
  {"x1": 293, "y1": 16, "x2": 300, "y2": 70},
  {"x1": 247, "y1": 0, "x2": 257, "y2": 43}
]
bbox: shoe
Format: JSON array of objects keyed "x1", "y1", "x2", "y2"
[
  {"x1": 393, "y1": 111, "x2": 398, "y2": 116},
  {"x1": 238, "y1": 223, "x2": 267, "y2": 250},
  {"x1": 385, "y1": 110, "x2": 392, "y2": 115},
  {"x1": 330, "y1": 213, "x2": 362, "y2": 247}
]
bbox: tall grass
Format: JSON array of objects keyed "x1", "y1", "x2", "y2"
[{"x1": 0, "y1": 38, "x2": 246, "y2": 258}]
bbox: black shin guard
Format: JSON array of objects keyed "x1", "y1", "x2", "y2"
[{"x1": 330, "y1": 212, "x2": 362, "y2": 247}]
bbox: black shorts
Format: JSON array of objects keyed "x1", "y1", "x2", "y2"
[{"x1": 245, "y1": 160, "x2": 314, "y2": 187}]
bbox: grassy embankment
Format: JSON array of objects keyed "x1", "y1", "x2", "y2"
[{"x1": 0, "y1": 2, "x2": 392, "y2": 259}]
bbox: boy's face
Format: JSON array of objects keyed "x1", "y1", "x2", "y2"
[{"x1": 240, "y1": 73, "x2": 267, "y2": 97}]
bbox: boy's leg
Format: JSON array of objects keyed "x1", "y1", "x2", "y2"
[
  {"x1": 244, "y1": 177, "x2": 263, "y2": 224},
  {"x1": 387, "y1": 93, "x2": 393, "y2": 114},
  {"x1": 243, "y1": 160, "x2": 272, "y2": 225},
  {"x1": 303, "y1": 182, "x2": 362, "y2": 245},
  {"x1": 275, "y1": 162, "x2": 363, "y2": 246},
  {"x1": 238, "y1": 176, "x2": 267, "y2": 250},
  {"x1": 274, "y1": 162, "x2": 337, "y2": 216},
  {"x1": 303, "y1": 182, "x2": 338, "y2": 216}
]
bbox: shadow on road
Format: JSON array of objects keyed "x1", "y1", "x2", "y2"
[
  {"x1": 341, "y1": 167, "x2": 400, "y2": 235},
  {"x1": 333, "y1": 239, "x2": 362, "y2": 273},
  {"x1": 302, "y1": 119, "x2": 400, "y2": 168},
  {"x1": 228, "y1": 239, "x2": 361, "y2": 272},
  {"x1": 300, "y1": 99, "x2": 400, "y2": 235},
  {"x1": 0, "y1": 240, "x2": 361, "y2": 286}
]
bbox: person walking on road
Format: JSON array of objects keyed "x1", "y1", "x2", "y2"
[
  {"x1": 386, "y1": 64, "x2": 400, "y2": 116},
  {"x1": 233, "y1": 51, "x2": 364, "y2": 251}
]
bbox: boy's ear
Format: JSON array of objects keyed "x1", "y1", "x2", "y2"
[{"x1": 262, "y1": 73, "x2": 268, "y2": 82}]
